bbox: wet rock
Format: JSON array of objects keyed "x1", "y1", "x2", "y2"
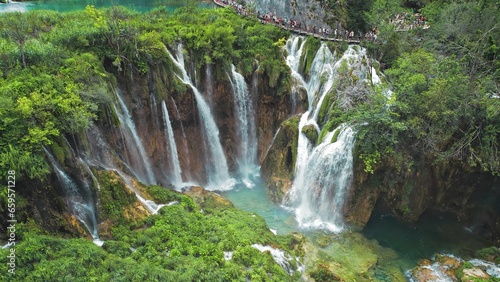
[{"x1": 462, "y1": 267, "x2": 490, "y2": 280}]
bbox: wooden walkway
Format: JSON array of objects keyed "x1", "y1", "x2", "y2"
[{"x1": 212, "y1": 0, "x2": 362, "y2": 44}]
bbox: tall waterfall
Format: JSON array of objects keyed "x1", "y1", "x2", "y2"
[
  {"x1": 161, "y1": 100, "x2": 183, "y2": 188},
  {"x1": 44, "y1": 149, "x2": 99, "y2": 239},
  {"x1": 167, "y1": 44, "x2": 233, "y2": 190},
  {"x1": 115, "y1": 90, "x2": 156, "y2": 185},
  {"x1": 283, "y1": 37, "x2": 371, "y2": 232},
  {"x1": 228, "y1": 64, "x2": 258, "y2": 184}
]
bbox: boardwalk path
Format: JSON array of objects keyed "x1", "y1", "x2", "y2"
[{"x1": 212, "y1": 0, "x2": 362, "y2": 44}]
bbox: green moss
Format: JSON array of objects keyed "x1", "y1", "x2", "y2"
[
  {"x1": 96, "y1": 171, "x2": 138, "y2": 225},
  {"x1": 50, "y1": 142, "x2": 66, "y2": 165},
  {"x1": 302, "y1": 124, "x2": 319, "y2": 144},
  {"x1": 300, "y1": 37, "x2": 321, "y2": 76},
  {"x1": 331, "y1": 128, "x2": 341, "y2": 143},
  {"x1": 318, "y1": 119, "x2": 342, "y2": 144},
  {"x1": 309, "y1": 263, "x2": 341, "y2": 282},
  {"x1": 475, "y1": 246, "x2": 500, "y2": 263}
]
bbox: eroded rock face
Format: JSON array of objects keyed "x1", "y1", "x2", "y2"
[
  {"x1": 344, "y1": 154, "x2": 497, "y2": 230},
  {"x1": 260, "y1": 115, "x2": 300, "y2": 202}
]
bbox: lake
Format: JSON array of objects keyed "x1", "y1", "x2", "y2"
[{"x1": 0, "y1": 0, "x2": 214, "y2": 13}]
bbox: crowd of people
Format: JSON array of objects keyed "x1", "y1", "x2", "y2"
[
  {"x1": 390, "y1": 12, "x2": 430, "y2": 31},
  {"x1": 215, "y1": 0, "x2": 367, "y2": 42}
]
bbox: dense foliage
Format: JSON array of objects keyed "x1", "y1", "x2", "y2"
[
  {"x1": 0, "y1": 188, "x2": 303, "y2": 280},
  {"x1": 0, "y1": 5, "x2": 289, "y2": 182},
  {"x1": 351, "y1": 0, "x2": 500, "y2": 176}
]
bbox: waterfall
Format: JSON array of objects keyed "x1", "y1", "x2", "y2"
[
  {"x1": 150, "y1": 93, "x2": 160, "y2": 129},
  {"x1": 282, "y1": 36, "x2": 374, "y2": 232},
  {"x1": 167, "y1": 44, "x2": 233, "y2": 190},
  {"x1": 161, "y1": 100, "x2": 183, "y2": 188},
  {"x1": 114, "y1": 90, "x2": 156, "y2": 185},
  {"x1": 285, "y1": 36, "x2": 307, "y2": 114},
  {"x1": 289, "y1": 125, "x2": 356, "y2": 232},
  {"x1": 171, "y1": 97, "x2": 191, "y2": 178},
  {"x1": 44, "y1": 149, "x2": 99, "y2": 240},
  {"x1": 205, "y1": 64, "x2": 215, "y2": 108},
  {"x1": 228, "y1": 64, "x2": 258, "y2": 185}
]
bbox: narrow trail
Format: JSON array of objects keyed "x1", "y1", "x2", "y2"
[{"x1": 213, "y1": 0, "x2": 362, "y2": 44}]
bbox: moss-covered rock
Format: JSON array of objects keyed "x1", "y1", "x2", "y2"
[
  {"x1": 302, "y1": 124, "x2": 319, "y2": 145},
  {"x1": 95, "y1": 170, "x2": 149, "y2": 237},
  {"x1": 183, "y1": 186, "x2": 234, "y2": 213},
  {"x1": 303, "y1": 231, "x2": 405, "y2": 282},
  {"x1": 260, "y1": 115, "x2": 300, "y2": 203}
]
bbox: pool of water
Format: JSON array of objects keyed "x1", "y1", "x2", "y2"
[
  {"x1": 223, "y1": 169, "x2": 494, "y2": 271},
  {"x1": 222, "y1": 168, "x2": 299, "y2": 235},
  {"x1": 0, "y1": 0, "x2": 214, "y2": 13},
  {"x1": 362, "y1": 209, "x2": 493, "y2": 263}
]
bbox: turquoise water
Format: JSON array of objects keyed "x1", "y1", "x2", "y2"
[
  {"x1": 362, "y1": 209, "x2": 492, "y2": 263},
  {"x1": 223, "y1": 169, "x2": 493, "y2": 270},
  {"x1": 0, "y1": 0, "x2": 214, "y2": 13},
  {"x1": 222, "y1": 169, "x2": 299, "y2": 235}
]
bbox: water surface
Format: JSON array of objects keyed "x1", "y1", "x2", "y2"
[{"x1": 0, "y1": 0, "x2": 214, "y2": 13}]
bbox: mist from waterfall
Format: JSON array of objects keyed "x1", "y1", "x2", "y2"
[{"x1": 167, "y1": 44, "x2": 234, "y2": 190}]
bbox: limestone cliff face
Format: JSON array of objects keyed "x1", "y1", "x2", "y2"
[
  {"x1": 345, "y1": 152, "x2": 498, "y2": 235},
  {"x1": 112, "y1": 61, "x2": 294, "y2": 186}
]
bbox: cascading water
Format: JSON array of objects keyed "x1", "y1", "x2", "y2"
[
  {"x1": 167, "y1": 44, "x2": 233, "y2": 190},
  {"x1": 228, "y1": 64, "x2": 258, "y2": 185},
  {"x1": 171, "y1": 97, "x2": 192, "y2": 178},
  {"x1": 205, "y1": 64, "x2": 215, "y2": 108},
  {"x1": 114, "y1": 90, "x2": 156, "y2": 185},
  {"x1": 289, "y1": 125, "x2": 356, "y2": 232},
  {"x1": 44, "y1": 149, "x2": 99, "y2": 240},
  {"x1": 282, "y1": 37, "x2": 372, "y2": 232},
  {"x1": 285, "y1": 36, "x2": 307, "y2": 114},
  {"x1": 161, "y1": 100, "x2": 183, "y2": 188}
]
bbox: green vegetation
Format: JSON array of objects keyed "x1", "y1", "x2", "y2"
[
  {"x1": 349, "y1": 0, "x2": 500, "y2": 176},
  {"x1": 0, "y1": 5, "x2": 290, "y2": 182},
  {"x1": 0, "y1": 186, "x2": 303, "y2": 281}
]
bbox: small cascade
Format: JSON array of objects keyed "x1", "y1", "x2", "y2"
[
  {"x1": 205, "y1": 64, "x2": 215, "y2": 108},
  {"x1": 114, "y1": 90, "x2": 156, "y2": 185},
  {"x1": 44, "y1": 149, "x2": 99, "y2": 239},
  {"x1": 150, "y1": 93, "x2": 160, "y2": 129},
  {"x1": 285, "y1": 36, "x2": 307, "y2": 113},
  {"x1": 167, "y1": 44, "x2": 233, "y2": 190},
  {"x1": 228, "y1": 64, "x2": 258, "y2": 185},
  {"x1": 161, "y1": 100, "x2": 183, "y2": 188},
  {"x1": 288, "y1": 125, "x2": 356, "y2": 232}
]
